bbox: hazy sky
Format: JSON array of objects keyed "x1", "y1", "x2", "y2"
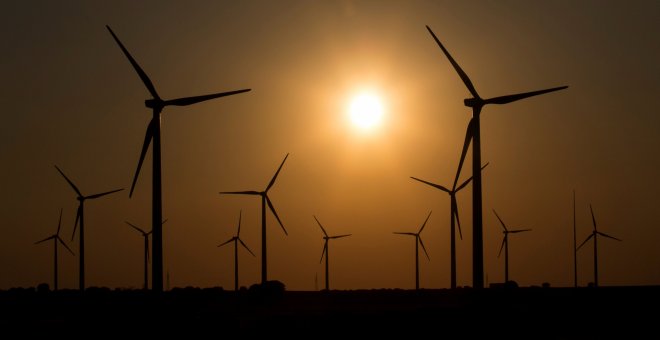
[{"x1": 1, "y1": 0, "x2": 659, "y2": 290}]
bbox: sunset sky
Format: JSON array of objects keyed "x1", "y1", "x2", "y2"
[{"x1": 1, "y1": 1, "x2": 659, "y2": 290}]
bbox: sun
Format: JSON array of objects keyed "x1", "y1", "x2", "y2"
[{"x1": 348, "y1": 92, "x2": 384, "y2": 130}]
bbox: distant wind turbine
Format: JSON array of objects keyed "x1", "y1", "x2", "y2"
[
  {"x1": 577, "y1": 205, "x2": 621, "y2": 287},
  {"x1": 393, "y1": 211, "x2": 432, "y2": 290},
  {"x1": 217, "y1": 210, "x2": 255, "y2": 291},
  {"x1": 55, "y1": 165, "x2": 123, "y2": 291},
  {"x1": 125, "y1": 219, "x2": 167, "y2": 290},
  {"x1": 426, "y1": 25, "x2": 568, "y2": 288},
  {"x1": 34, "y1": 208, "x2": 75, "y2": 291},
  {"x1": 493, "y1": 209, "x2": 531, "y2": 283},
  {"x1": 314, "y1": 216, "x2": 351, "y2": 291},
  {"x1": 107, "y1": 25, "x2": 250, "y2": 293},
  {"x1": 220, "y1": 154, "x2": 289, "y2": 284}
]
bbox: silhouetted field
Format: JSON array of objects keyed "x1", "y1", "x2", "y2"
[{"x1": 1, "y1": 285, "x2": 657, "y2": 337}]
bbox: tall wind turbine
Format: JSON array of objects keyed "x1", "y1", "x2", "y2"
[
  {"x1": 426, "y1": 25, "x2": 568, "y2": 288},
  {"x1": 107, "y1": 26, "x2": 250, "y2": 293},
  {"x1": 577, "y1": 205, "x2": 621, "y2": 287},
  {"x1": 393, "y1": 211, "x2": 431, "y2": 290},
  {"x1": 125, "y1": 219, "x2": 167, "y2": 290},
  {"x1": 314, "y1": 216, "x2": 351, "y2": 291},
  {"x1": 493, "y1": 209, "x2": 531, "y2": 283},
  {"x1": 55, "y1": 165, "x2": 123, "y2": 291},
  {"x1": 220, "y1": 154, "x2": 289, "y2": 284},
  {"x1": 34, "y1": 208, "x2": 75, "y2": 291},
  {"x1": 217, "y1": 210, "x2": 255, "y2": 291}
]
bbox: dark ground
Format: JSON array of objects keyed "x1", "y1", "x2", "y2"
[{"x1": 1, "y1": 285, "x2": 657, "y2": 337}]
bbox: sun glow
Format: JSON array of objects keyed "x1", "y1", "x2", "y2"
[{"x1": 348, "y1": 92, "x2": 384, "y2": 130}]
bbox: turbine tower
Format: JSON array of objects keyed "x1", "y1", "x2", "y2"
[
  {"x1": 493, "y1": 209, "x2": 532, "y2": 283},
  {"x1": 34, "y1": 208, "x2": 75, "y2": 291},
  {"x1": 425, "y1": 25, "x2": 568, "y2": 288},
  {"x1": 314, "y1": 216, "x2": 351, "y2": 291},
  {"x1": 393, "y1": 211, "x2": 431, "y2": 290},
  {"x1": 217, "y1": 210, "x2": 255, "y2": 291},
  {"x1": 577, "y1": 204, "x2": 621, "y2": 287},
  {"x1": 220, "y1": 154, "x2": 289, "y2": 284},
  {"x1": 55, "y1": 165, "x2": 123, "y2": 291},
  {"x1": 107, "y1": 25, "x2": 250, "y2": 293}
]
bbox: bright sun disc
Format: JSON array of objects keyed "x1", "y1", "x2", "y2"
[{"x1": 349, "y1": 93, "x2": 384, "y2": 130}]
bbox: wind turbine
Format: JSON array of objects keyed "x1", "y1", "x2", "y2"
[
  {"x1": 220, "y1": 154, "x2": 289, "y2": 284},
  {"x1": 125, "y1": 219, "x2": 167, "y2": 290},
  {"x1": 577, "y1": 205, "x2": 621, "y2": 287},
  {"x1": 393, "y1": 211, "x2": 431, "y2": 290},
  {"x1": 55, "y1": 165, "x2": 123, "y2": 291},
  {"x1": 426, "y1": 25, "x2": 568, "y2": 288},
  {"x1": 107, "y1": 25, "x2": 250, "y2": 293},
  {"x1": 34, "y1": 208, "x2": 75, "y2": 291},
  {"x1": 493, "y1": 209, "x2": 532, "y2": 283},
  {"x1": 411, "y1": 135, "x2": 488, "y2": 289},
  {"x1": 217, "y1": 210, "x2": 255, "y2": 291},
  {"x1": 314, "y1": 216, "x2": 351, "y2": 291}
]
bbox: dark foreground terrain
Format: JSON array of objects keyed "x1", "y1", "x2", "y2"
[{"x1": 1, "y1": 285, "x2": 658, "y2": 337}]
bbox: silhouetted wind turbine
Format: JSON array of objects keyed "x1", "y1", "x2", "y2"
[
  {"x1": 107, "y1": 25, "x2": 250, "y2": 293},
  {"x1": 220, "y1": 154, "x2": 289, "y2": 284},
  {"x1": 314, "y1": 216, "x2": 351, "y2": 291},
  {"x1": 493, "y1": 209, "x2": 531, "y2": 283},
  {"x1": 426, "y1": 25, "x2": 568, "y2": 288},
  {"x1": 55, "y1": 165, "x2": 123, "y2": 291},
  {"x1": 126, "y1": 219, "x2": 167, "y2": 290},
  {"x1": 34, "y1": 208, "x2": 75, "y2": 291},
  {"x1": 217, "y1": 210, "x2": 255, "y2": 291},
  {"x1": 393, "y1": 211, "x2": 431, "y2": 290},
  {"x1": 577, "y1": 205, "x2": 621, "y2": 287}
]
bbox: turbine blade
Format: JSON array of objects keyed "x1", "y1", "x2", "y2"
[
  {"x1": 54, "y1": 165, "x2": 82, "y2": 196},
  {"x1": 217, "y1": 238, "x2": 234, "y2": 248},
  {"x1": 34, "y1": 235, "x2": 55, "y2": 244},
  {"x1": 425, "y1": 25, "x2": 479, "y2": 98},
  {"x1": 510, "y1": 229, "x2": 532, "y2": 233},
  {"x1": 484, "y1": 86, "x2": 568, "y2": 105},
  {"x1": 266, "y1": 196, "x2": 287, "y2": 235},
  {"x1": 455, "y1": 163, "x2": 489, "y2": 192},
  {"x1": 576, "y1": 233, "x2": 594, "y2": 251},
  {"x1": 453, "y1": 118, "x2": 474, "y2": 189},
  {"x1": 330, "y1": 234, "x2": 352, "y2": 239},
  {"x1": 58, "y1": 237, "x2": 75, "y2": 255},
  {"x1": 236, "y1": 210, "x2": 242, "y2": 236},
  {"x1": 597, "y1": 232, "x2": 622, "y2": 242},
  {"x1": 130, "y1": 119, "x2": 155, "y2": 198},
  {"x1": 125, "y1": 221, "x2": 146, "y2": 235},
  {"x1": 266, "y1": 153, "x2": 289, "y2": 192},
  {"x1": 590, "y1": 204, "x2": 598, "y2": 231},
  {"x1": 393, "y1": 232, "x2": 416, "y2": 236},
  {"x1": 410, "y1": 177, "x2": 450, "y2": 192},
  {"x1": 497, "y1": 237, "x2": 506, "y2": 258},
  {"x1": 418, "y1": 237, "x2": 430, "y2": 260},
  {"x1": 492, "y1": 209, "x2": 508, "y2": 231},
  {"x1": 418, "y1": 211, "x2": 432, "y2": 234},
  {"x1": 319, "y1": 241, "x2": 328, "y2": 264},
  {"x1": 106, "y1": 25, "x2": 160, "y2": 100},
  {"x1": 313, "y1": 216, "x2": 328, "y2": 237},
  {"x1": 56, "y1": 208, "x2": 63, "y2": 236},
  {"x1": 71, "y1": 205, "x2": 82, "y2": 241},
  {"x1": 239, "y1": 238, "x2": 256, "y2": 257},
  {"x1": 86, "y1": 188, "x2": 124, "y2": 200},
  {"x1": 453, "y1": 198, "x2": 463, "y2": 240},
  {"x1": 163, "y1": 89, "x2": 251, "y2": 106},
  {"x1": 219, "y1": 190, "x2": 261, "y2": 195}
]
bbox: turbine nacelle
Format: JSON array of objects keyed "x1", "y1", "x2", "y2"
[
  {"x1": 464, "y1": 97, "x2": 482, "y2": 108},
  {"x1": 145, "y1": 98, "x2": 163, "y2": 109}
]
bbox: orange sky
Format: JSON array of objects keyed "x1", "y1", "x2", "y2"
[{"x1": 1, "y1": 1, "x2": 659, "y2": 290}]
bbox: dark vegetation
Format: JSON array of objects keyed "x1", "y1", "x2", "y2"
[{"x1": 1, "y1": 281, "x2": 657, "y2": 337}]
